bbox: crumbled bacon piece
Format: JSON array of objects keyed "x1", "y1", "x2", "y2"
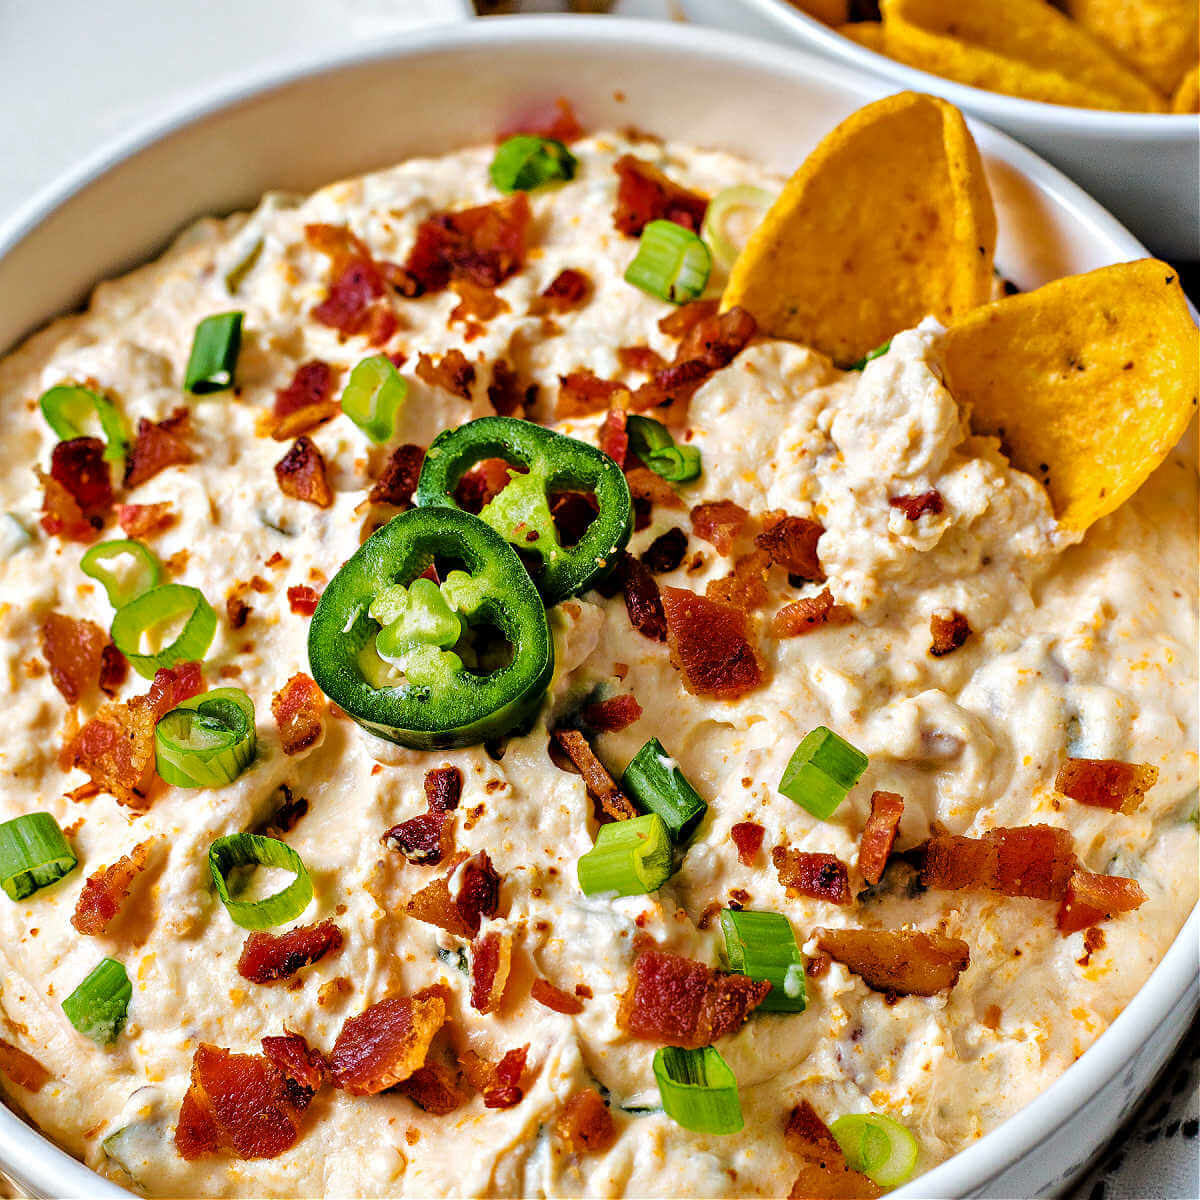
[
  {"x1": 405, "y1": 851, "x2": 501, "y2": 938},
  {"x1": 274, "y1": 437, "x2": 333, "y2": 508},
  {"x1": 125, "y1": 408, "x2": 193, "y2": 490},
  {"x1": 40, "y1": 612, "x2": 108, "y2": 705},
  {"x1": 618, "y1": 345, "x2": 668, "y2": 375},
  {"x1": 117, "y1": 502, "x2": 175, "y2": 538},
  {"x1": 1054, "y1": 758, "x2": 1159, "y2": 815},
  {"x1": 929, "y1": 610, "x2": 971, "y2": 657},
  {"x1": 557, "y1": 369, "x2": 627, "y2": 420},
  {"x1": 582, "y1": 694, "x2": 642, "y2": 732},
  {"x1": 706, "y1": 549, "x2": 770, "y2": 611},
  {"x1": 625, "y1": 467, "x2": 685, "y2": 519},
  {"x1": 613, "y1": 155, "x2": 708, "y2": 237},
  {"x1": 271, "y1": 672, "x2": 325, "y2": 755},
  {"x1": 889, "y1": 489, "x2": 944, "y2": 521},
  {"x1": 145, "y1": 662, "x2": 205, "y2": 716},
  {"x1": 0, "y1": 1039, "x2": 49, "y2": 1093},
  {"x1": 286, "y1": 585, "x2": 321, "y2": 616},
  {"x1": 730, "y1": 821, "x2": 765, "y2": 867},
  {"x1": 598, "y1": 409, "x2": 629, "y2": 468},
  {"x1": 483, "y1": 1045, "x2": 528, "y2": 1109},
  {"x1": 552, "y1": 728, "x2": 637, "y2": 823},
  {"x1": 261, "y1": 1031, "x2": 327, "y2": 1111},
  {"x1": 815, "y1": 928, "x2": 970, "y2": 997},
  {"x1": 99, "y1": 644, "x2": 128, "y2": 696},
  {"x1": 786, "y1": 1100, "x2": 883, "y2": 1200},
  {"x1": 756, "y1": 515, "x2": 826, "y2": 582},
  {"x1": 1056, "y1": 868, "x2": 1147, "y2": 935},
  {"x1": 499, "y1": 96, "x2": 582, "y2": 143},
  {"x1": 450, "y1": 279, "x2": 510, "y2": 332},
  {"x1": 531, "y1": 978, "x2": 585, "y2": 1015},
  {"x1": 618, "y1": 947, "x2": 770, "y2": 1048},
  {"x1": 425, "y1": 765, "x2": 463, "y2": 813},
  {"x1": 39, "y1": 438, "x2": 112, "y2": 541},
  {"x1": 606, "y1": 553, "x2": 668, "y2": 644},
  {"x1": 368, "y1": 443, "x2": 425, "y2": 508},
  {"x1": 456, "y1": 457, "x2": 515, "y2": 513},
  {"x1": 396, "y1": 1060, "x2": 469, "y2": 1115},
  {"x1": 658, "y1": 300, "x2": 719, "y2": 339},
  {"x1": 71, "y1": 838, "x2": 154, "y2": 935},
  {"x1": 550, "y1": 491, "x2": 599, "y2": 547},
  {"x1": 487, "y1": 359, "x2": 535, "y2": 417},
  {"x1": 470, "y1": 930, "x2": 513, "y2": 1015},
  {"x1": 271, "y1": 360, "x2": 338, "y2": 439},
  {"x1": 918, "y1": 824, "x2": 1076, "y2": 901},
  {"x1": 330, "y1": 991, "x2": 447, "y2": 1096},
  {"x1": 772, "y1": 589, "x2": 853, "y2": 637},
  {"x1": 237, "y1": 920, "x2": 344, "y2": 985},
  {"x1": 535, "y1": 268, "x2": 591, "y2": 313},
  {"x1": 772, "y1": 847, "x2": 851, "y2": 904},
  {"x1": 402, "y1": 193, "x2": 531, "y2": 294},
  {"x1": 662, "y1": 586, "x2": 764, "y2": 699},
  {"x1": 555, "y1": 1088, "x2": 616, "y2": 1155},
  {"x1": 383, "y1": 765, "x2": 462, "y2": 866},
  {"x1": 416, "y1": 349, "x2": 476, "y2": 400},
  {"x1": 305, "y1": 224, "x2": 400, "y2": 345},
  {"x1": 858, "y1": 792, "x2": 904, "y2": 886},
  {"x1": 641, "y1": 526, "x2": 688, "y2": 574},
  {"x1": 690, "y1": 501, "x2": 748, "y2": 556}
]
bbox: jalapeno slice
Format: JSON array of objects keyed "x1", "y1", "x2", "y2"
[
  {"x1": 307, "y1": 507, "x2": 553, "y2": 749},
  {"x1": 415, "y1": 416, "x2": 632, "y2": 605}
]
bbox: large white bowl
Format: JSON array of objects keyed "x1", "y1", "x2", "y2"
[
  {"x1": 0, "y1": 15, "x2": 1195, "y2": 1200},
  {"x1": 680, "y1": 0, "x2": 1200, "y2": 260}
]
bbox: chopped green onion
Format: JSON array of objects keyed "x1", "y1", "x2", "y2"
[
  {"x1": 490, "y1": 136, "x2": 578, "y2": 193},
  {"x1": 38, "y1": 385, "x2": 130, "y2": 463},
  {"x1": 224, "y1": 238, "x2": 263, "y2": 294},
  {"x1": 80, "y1": 539, "x2": 162, "y2": 609},
  {"x1": 845, "y1": 340, "x2": 892, "y2": 372},
  {"x1": 626, "y1": 416, "x2": 702, "y2": 484},
  {"x1": 779, "y1": 726, "x2": 868, "y2": 820},
  {"x1": 62, "y1": 958, "x2": 131, "y2": 1044},
  {"x1": 653, "y1": 1046, "x2": 743, "y2": 1135},
  {"x1": 625, "y1": 220, "x2": 711, "y2": 305},
  {"x1": 109, "y1": 584, "x2": 217, "y2": 679},
  {"x1": 719, "y1": 909, "x2": 806, "y2": 1013},
  {"x1": 577, "y1": 812, "x2": 673, "y2": 897},
  {"x1": 0, "y1": 813, "x2": 77, "y2": 901},
  {"x1": 156, "y1": 688, "x2": 256, "y2": 789},
  {"x1": 701, "y1": 185, "x2": 775, "y2": 271},
  {"x1": 621, "y1": 738, "x2": 707, "y2": 843},
  {"x1": 184, "y1": 312, "x2": 243, "y2": 394},
  {"x1": 208, "y1": 833, "x2": 313, "y2": 930},
  {"x1": 341, "y1": 354, "x2": 408, "y2": 444},
  {"x1": 830, "y1": 1112, "x2": 919, "y2": 1187}
]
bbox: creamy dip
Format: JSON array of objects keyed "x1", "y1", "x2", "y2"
[{"x1": 0, "y1": 133, "x2": 1195, "y2": 1199}]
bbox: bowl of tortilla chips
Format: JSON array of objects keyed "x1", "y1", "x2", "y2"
[{"x1": 680, "y1": 0, "x2": 1200, "y2": 259}]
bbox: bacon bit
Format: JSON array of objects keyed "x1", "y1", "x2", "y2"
[
  {"x1": 772, "y1": 847, "x2": 851, "y2": 904},
  {"x1": 550, "y1": 491, "x2": 599, "y2": 548},
  {"x1": 641, "y1": 527, "x2": 688, "y2": 576},
  {"x1": 500, "y1": 96, "x2": 583, "y2": 143},
  {"x1": 270, "y1": 360, "x2": 338, "y2": 440},
  {"x1": 690, "y1": 501, "x2": 749, "y2": 556},
  {"x1": 1057, "y1": 868, "x2": 1147, "y2": 935},
  {"x1": 226, "y1": 592, "x2": 251, "y2": 630},
  {"x1": 470, "y1": 930, "x2": 513, "y2": 1015},
  {"x1": 117, "y1": 502, "x2": 175, "y2": 538},
  {"x1": 582, "y1": 694, "x2": 643, "y2": 732},
  {"x1": 557, "y1": 369, "x2": 628, "y2": 420},
  {"x1": 456, "y1": 457, "x2": 515, "y2": 514},
  {"x1": 918, "y1": 824, "x2": 1077, "y2": 901},
  {"x1": 772, "y1": 589, "x2": 853, "y2": 638},
  {"x1": 598, "y1": 409, "x2": 630, "y2": 468},
  {"x1": 617, "y1": 947, "x2": 770, "y2": 1048},
  {"x1": 612, "y1": 553, "x2": 668, "y2": 643},
  {"x1": 330, "y1": 992, "x2": 447, "y2": 1096},
  {"x1": 450, "y1": 279, "x2": 510, "y2": 331},
  {"x1": 618, "y1": 345, "x2": 669, "y2": 375},
  {"x1": 662, "y1": 586, "x2": 764, "y2": 699},
  {"x1": 815, "y1": 927, "x2": 971, "y2": 997},
  {"x1": 659, "y1": 300, "x2": 719, "y2": 339},
  {"x1": 145, "y1": 662, "x2": 204, "y2": 716},
  {"x1": 396, "y1": 1060, "x2": 470, "y2": 1115},
  {"x1": 531, "y1": 978, "x2": 585, "y2": 1015},
  {"x1": 403, "y1": 193, "x2": 531, "y2": 295},
  {"x1": 237, "y1": 920, "x2": 344, "y2": 985},
  {"x1": 730, "y1": 821, "x2": 765, "y2": 867},
  {"x1": 806, "y1": 951, "x2": 831, "y2": 979},
  {"x1": 406, "y1": 851, "x2": 501, "y2": 938},
  {"x1": 552, "y1": 728, "x2": 637, "y2": 823},
  {"x1": 383, "y1": 766, "x2": 462, "y2": 866},
  {"x1": 125, "y1": 408, "x2": 193, "y2": 490},
  {"x1": 1054, "y1": 758, "x2": 1159, "y2": 815},
  {"x1": 613, "y1": 155, "x2": 708, "y2": 237},
  {"x1": 305, "y1": 224, "x2": 401, "y2": 345},
  {"x1": 786, "y1": 1100, "x2": 883, "y2": 1200},
  {"x1": 99, "y1": 644, "x2": 128, "y2": 697},
  {"x1": 889, "y1": 489, "x2": 944, "y2": 521},
  {"x1": 625, "y1": 468, "x2": 684, "y2": 520},
  {"x1": 756, "y1": 515, "x2": 826, "y2": 582},
  {"x1": 367, "y1": 443, "x2": 425, "y2": 509},
  {"x1": 0, "y1": 1039, "x2": 49, "y2": 1093},
  {"x1": 274, "y1": 437, "x2": 333, "y2": 508},
  {"x1": 261, "y1": 1031, "x2": 327, "y2": 1111},
  {"x1": 929, "y1": 610, "x2": 971, "y2": 657},
  {"x1": 39, "y1": 438, "x2": 112, "y2": 541},
  {"x1": 271, "y1": 673, "x2": 325, "y2": 756},
  {"x1": 858, "y1": 792, "x2": 904, "y2": 886},
  {"x1": 555, "y1": 1088, "x2": 616, "y2": 1155},
  {"x1": 71, "y1": 838, "x2": 154, "y2": 935},
  {"x1": 483, "y1": 1045, "x2": 528, "y2": 1110},
  {"x1": 40, "y1": 612, "x2": 108, "y2": 705},
  {"x1": 534, "y1": 268, "x2": 591, "y2": 314},
  {"x1": 38, "y1": 468, "x2": 95, "y2": 543},
  {"x1": 487, "y1": 359, "x2": 535, "y2": 417},
  {"x1": 426, "y1": 765, "x2": 463, "y2": 813},
  {"x1": 416, "y1": 350, "x2": 476, "y2": 401},
  {"x1": 707, "y1": 549, "x2": 770, "y2": 611},
  {"x1": 287, "y1": 585, "x2": 321, "y2": 616}
]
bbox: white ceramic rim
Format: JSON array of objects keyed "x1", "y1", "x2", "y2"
[
  {"x1": 0, "y1": 15, "x2": 1195, "y2": 1200},
  {"x1": 741, "y1": 0, "x2": 1197, "y2": 135}
]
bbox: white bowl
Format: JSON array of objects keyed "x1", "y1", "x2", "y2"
[
  {"x1": 679, "y1": 0, "x2": 1200, "y2": 260},
  {"x1": 0, "y1": 15, "x2": 1195, "y2": 1200}
]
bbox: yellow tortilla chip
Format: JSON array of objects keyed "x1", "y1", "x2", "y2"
[
  {"x1": 880, "y1": 0, "x2": 1168, "y2": 111},
  {"x1": 837, "y1": 22, "x2": 886, "y2": 51},
  {"x1": 789, "y1": 0, "x2": 850, "y2": 24},
  {"x1": 722, "y1": 91, "x2": 996, "y2": 366},
  {"x1": 941, "y1": 259, "x2": 1199, "y2": 532},
  {"x1": 1063, "y1": 0, "x2": 1198, "y2": 97},
  {"x1": 1173, "y1": 63, "x2": 1200, "y2": 111}
]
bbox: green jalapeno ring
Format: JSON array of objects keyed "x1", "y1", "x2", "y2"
[
  {"x1": 415, "y1": 416, "x2": 632, "y2": 606},
  {"x1": 308, "y1": 507, "x2": 554, "y2": 750}
]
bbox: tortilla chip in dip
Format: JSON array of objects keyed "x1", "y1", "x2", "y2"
[
  {"x1": 722, "y1": 91, "x2": 996, "y2": 366},
  {"x1": 941, "y1": 259, "x2": 1199, "y2": 533},
  {"x1": 787, "y1": 0, "x2": 850, "y2": 23},
  {"x1": 1172, "y1": 63, "x2": 1200, "y2": 112},
  {"x1": 836, "y1": 21, "x2": 887, "y2": 51},
  {"x1": 1063, "y1": 0, "x2": 1199, "y2": 97}
]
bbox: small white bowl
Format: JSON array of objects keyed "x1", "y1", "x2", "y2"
[{"x1": 679, "y1": 0, "x2": 1200, "y2": 259}]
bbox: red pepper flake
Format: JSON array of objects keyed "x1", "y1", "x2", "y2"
[
  {"x1": 274, "y1": 437, "x2": 333, "y2": 508},
  {"x1": 286, "y1": 585, "x2": 321, "y2": 616},
  {"x1": 0, "y1": 1039, "x2": 50, "y2": 1093},
  {"x1": 917, "y1": 824, "x2": 1077, "y2": 901},
  {"x1": 858, "y1": 791, "x2": 904, "y2": 886},
  {"x1": 814, "y1": 927, "x2": 970, "y2": 997},
  {"x1": 416, "y1": 349, "x2": 476, "y2": 401},
  {"x1": 271, "y1": 360, "x2": 338, "y2": 440},
  {"x1": 271, "y1": 672, "x2": 325, "y2": 756},
  {"x1": 329, "y1": 991, "x2": 447, "y2": 1096},
  {"x1": 756, "y1": 514, "x2": 826, "y2": 582},
  {"x1": 889, "y1": 489, "x2": 944, "y2": 521},
  {"x1": 117, "y1": 502, "x2": 176, "y2": 538},
  {"x1": 730, "y1": 821, "x2": 765, "y2": 867},
  {"x1": 1054, "y1": 758, "x2": 1159, "y2": 815},
  {"x1": 555, "y1": 1088, "x2": 616, "y2": 1155},
  {"x1": 613, "y1": 155, "x2": 708, "y2": 237},
  {"x1": 582, "y1": 694, "x2": 643, "y2": 732},
  {"x1": 661, "y1": 586, "x2": 764, "y2": 699},
  {"x1": 40, "y1": 612, "x2": 108, "y2": 705},
  {"x1": 690, "y1": 501, "x2": 748, "y2": 556},
  {"x1": 772, "y1": 847, "x2": 851, "y2": 904},
  {"x1": 124, "y1": 407, "x2": 194, "y2": 490},
  {"x1": 402, "y1": 193, "x2": 531, "y2": 295},
  {"x1": 929, "y1": 610, "x2": 971, "y2": 657},
  {"x1": 531, "y1": 977, "x2": 585, "y2": 1015},
  {"x1": 1056, "y1": 868, "x2": 1147, "y2": 935},
  {"x1": 771, "y1": 589, "x2": 853, "y2": 638},
  {"x1": 71, "y1": 838, "x2": 154, "y2": 936},
  {"x1": 237, "y1": 920, "x2": 344, "y2": 985},
  {"x1": 557, "y1": 369, "x2": 628, "y2": 420}
]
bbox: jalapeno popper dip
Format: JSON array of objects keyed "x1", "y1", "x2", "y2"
[{"x1": 0, "y1": 95, "x2": 1196, "y2": 1199}]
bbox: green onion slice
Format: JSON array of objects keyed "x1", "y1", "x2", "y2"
[
  {"x1": 0, "y1": 813, "x2": 78, "y2": 902},
  {"x1": 38, "y1": 385, "x2": 130, "y2": 463},
  {"x1": 830, "y1": 1112, "x2": 919, "y2": 1187},
  {"x1": 719, "y1": 909, "x2": 806, "y2": 1013},
  {"x1": 156, "y1": 688, "x2": 256, "y2": 789},
  {"x1": 184, "y1": 312, "x2": 243, "y2": 394},
  {"x1": 341, "y1": 354, "x2": 408, "y2": 444},
  {"x1": 621, "y1": 738, "x2": 707, "y2": 843},
  {"x1": 80, "y1": 539, "x2": 162, "y2": 609},
  {"x1": 224, "y1": 238, "x2": 264, "y2": 294},
  {"x1": 845, "y1": 340, "x2": 892, "y2": 372},
  {"x1": 625, "y1": 220, "x2": 712, "y2": 305},
  {"x1": 577, "y1": 812, "x2": 673, "y2": 897},
  {"x1": 779, "y1": 726, "x2": 868, "y2": 820},
  {"x1": 208, "y1": 833, "x2": 313, "y2": 930},
  {"x1": 625, "y1": 416, "x2": 702, "y2": 484},
  {"x1": 701, "y1": 185, "x2": 775, "y2": 272},
  {"x1": 109, "y1": 584, "x2": 217, "y2": 679},
  {"x1": 62, "y1": 958, "x2": 131, "y2": 1044},
  {"x1": 653, "y1": 1046, "x2": 743, "y2": 1135},
  {"x1": 490, "y1": 135, "x2": 578, "y2": 194}
]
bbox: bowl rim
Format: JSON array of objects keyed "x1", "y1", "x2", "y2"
[{"x1": 0, "y1": 14, "x2": 1196, "y2": 1200}]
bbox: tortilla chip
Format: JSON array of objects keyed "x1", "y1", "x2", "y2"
[
  {"x1": 722, "y1": 91, "x2": 996, "y2": 366},
  {"x1": 837, "y1": 21, "x2": 886, "y2": 51},
  {"x1": 1063, "y1": 0, "x2": 1198, "y2": 97},
  {"x1": 789, "y1": 0, "x2": 850, "y2": 23},
  {"x1": 1172, "y1": 63, "x2": 1200, "y2": 112},
  {"x1": 941, "y1": 259, "x2": 1199, "y2": 532},
  {"x1": 880, "y1": 0, "x2": 1168, "y2": 111}
]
